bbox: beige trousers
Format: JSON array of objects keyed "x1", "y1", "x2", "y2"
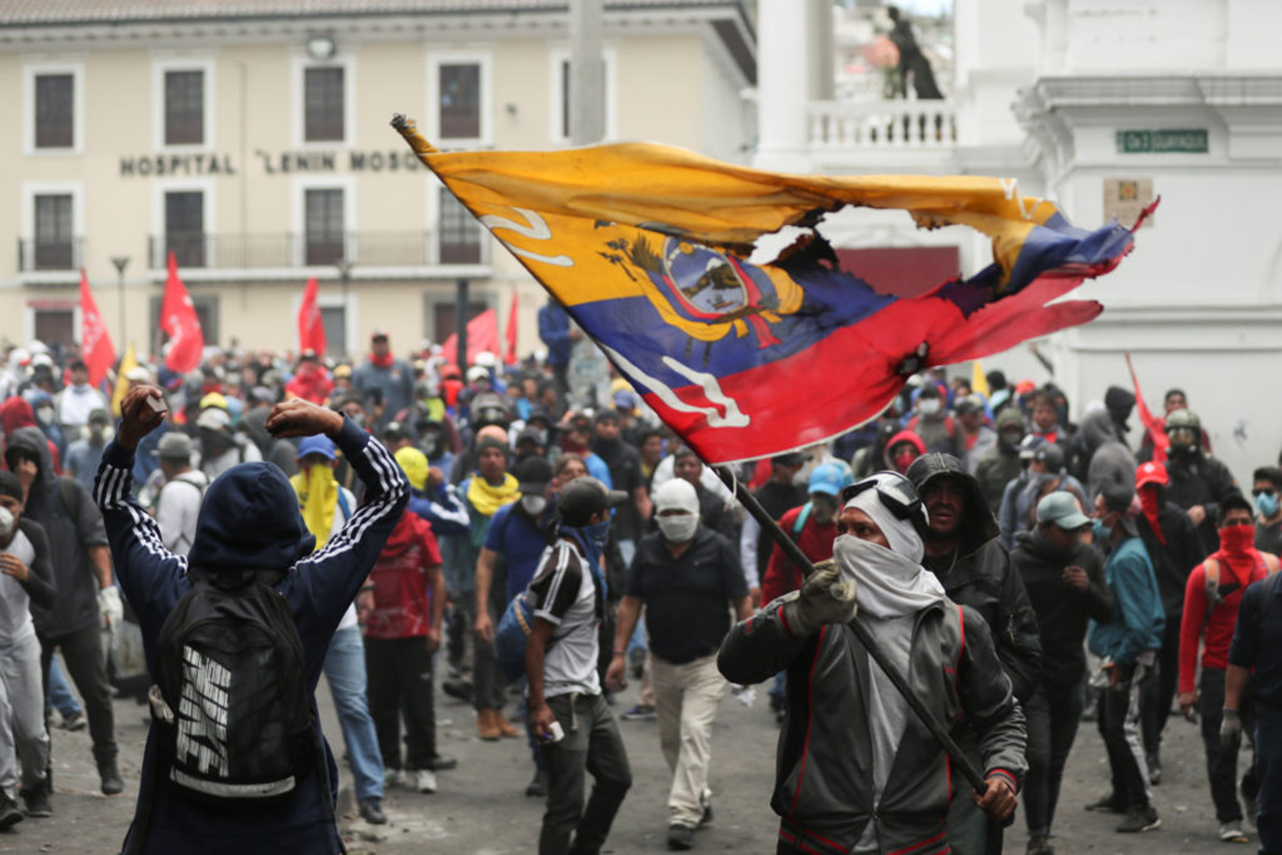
[{"x1": 650, "y1": 652, "x2": 728, "y2": 828}]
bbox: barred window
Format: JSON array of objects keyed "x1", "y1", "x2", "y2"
[
  {"x1": 438, "y1": 188, "x2": 481, "y2": 264},
  {"x1": 166, "y1": 191, "x2": 205, "y2": 268},
  {"x1": 306, "y1": 188, "x2": 344, "y2": 265}
]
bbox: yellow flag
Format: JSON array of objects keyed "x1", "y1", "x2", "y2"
[
  {"x1": 971, "y1": 360, "x2": 990, "y2": 399},
  {"x1": 111, "y1": 342, "x2": 137, "y2": 417}
]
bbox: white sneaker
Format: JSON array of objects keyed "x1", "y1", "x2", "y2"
[
  {"x1": 415, "y1": 769, "x2": 438, "y2": 794},
  {"x1": 1219, "y1": 823, "x2": 1250, "y2": 843}
]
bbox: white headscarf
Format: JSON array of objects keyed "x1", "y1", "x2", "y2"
[{"x1": 837, "y1": 486, "x2": 946, "y2": 618}]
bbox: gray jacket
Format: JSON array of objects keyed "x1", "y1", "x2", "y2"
[{"x1": 719, "y1": 594, "x2": 1026, "y2": 855}]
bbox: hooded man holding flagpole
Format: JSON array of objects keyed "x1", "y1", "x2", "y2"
[{"x1": 719, "y1": 472, "x2": 1026, "y2": 855}]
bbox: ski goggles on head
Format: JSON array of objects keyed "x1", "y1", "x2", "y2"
[{"x1": 841, "y1": 471, "x2": 923, "y2": 521}]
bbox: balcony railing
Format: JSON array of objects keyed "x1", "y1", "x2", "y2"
[
  {"x1": 807, "y1": 100, "x2": 957, "y2": 149},
  {"x1": 17, "y1": 238, "x2": 84, "y2": 272},
  {"x1": 146, "y1": 231, "x2": 488, "y2": 270}
]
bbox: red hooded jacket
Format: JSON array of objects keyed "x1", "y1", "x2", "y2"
[
  {"x1": 362, "y1": 511, "x2": 443, "y2": 640},
  {"x1": 1, "y1": 397, "x2": 61, "y2": 475}
]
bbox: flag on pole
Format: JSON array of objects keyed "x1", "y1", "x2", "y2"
[
  {"x1": 970, "y1": 360, "x2": 990, "y2": 399},
  {"x1": 504, "y1": 291, "x2": 518, "y2": 365},
  {"x1": 160, "y1": 252, "x2": 204, "y2": 374},
  {"x1": 1126, "y1": 353, "x2": 1169, "y2": 464},
  {"x1": 111, "y1": 342, "x2": 138, "y2": 417},
  {"x1": 440, "y1": 308, "x2": 500, "y2": 367},
  {"x1": 394, "y1": 116, "x2": 1152, "y2": 464},
  {"x1": 298, "y1": 277, "x2": 328, "y2": 355},
  {"x1": 78, "y1": 270, "x2": 116, "y2": 387}
]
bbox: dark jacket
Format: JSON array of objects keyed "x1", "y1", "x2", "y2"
[
  {"x1": 908, "y1": 453, "x2": 1042, "y2": 703},
  {"x1": 10, "y1": 426, "x2": 108, "y2": 637},
  {"x1": 537, "y1": 301, "x2": 573, "y2": 368},
  {"x1": 1078, "y1": 410, "x2": 1135, "y2": 500},
  {"x1": 8, "y1": 517, "x2": 57, "y2": 611},
  {"x1": 1011, "y1": 530, "x2": 1114, "y2": 686},
  {"x1": 96, "y1": 417, "x2": 408, "y2": 855},
  {"x1": 1164, "y1": 453, "x2": 1241, "y2": 556},
  {"x1": 1135, "y1": 494, "x2": 1206, "y2": 616},
  {"x1": 974, "y1": 445, "x2": 1021, "y2": 514},
  {"x1": 719, "y1": 595, "x2": 1026, "y2": 855}
]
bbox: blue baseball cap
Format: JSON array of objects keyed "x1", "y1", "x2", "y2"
[
  {"x1": 808, "y1": 462, "x2": 847, "y2": 497},
  {"x1": 296, "y1": 434, "x2": 336, "y2": 461}
]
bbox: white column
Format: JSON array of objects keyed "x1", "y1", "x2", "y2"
[
  {"x1": 569, "y1": 0, "x2": 605, "y2": 145},
  {"x1": 754, "y1": 0, "x2": 811, "y2": 173}
]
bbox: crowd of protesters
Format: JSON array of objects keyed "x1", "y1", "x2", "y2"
[{"x1": 0, "y1": 313, "x2": 1280, "y2": 855}]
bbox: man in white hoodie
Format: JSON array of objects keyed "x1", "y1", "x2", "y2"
[{"x1": 606, "y1": 479, "x2": 752, "y2": 850}]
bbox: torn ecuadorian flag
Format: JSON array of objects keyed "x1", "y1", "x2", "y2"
[{"x1": 393, "y1": 115, "x2": 1151, "y2": 465}]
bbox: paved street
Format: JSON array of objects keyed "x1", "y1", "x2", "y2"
[{"x1": 1, "y1": 659, "x2": 1258, "y2": 854}]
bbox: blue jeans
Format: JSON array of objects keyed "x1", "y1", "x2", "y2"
[
  {"x1": 324, "y1": 627, "x2": 384, "y2": 801},
  {"x1": 1024, "y1": 678, "x2": 1084, "y2": 838},
  {"x1": 45, "y1": 657, "x2": 83, "y2": 718}
]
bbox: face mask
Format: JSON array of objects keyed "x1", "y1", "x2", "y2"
[
  {"x1": 521, "y1": 495, "x2": 548, "y2": 516},
  {"x1": 919, "y1": 399, "x2": 941, "y2": 417},
  {"x1": 657, "y1": 513, "x2": 698, "y2": 544},
  {"x1": 36, "y1": 407, "x2": 53, "y2": 424},
  {"x1": 1257, "y1": 492, "x2": 1279, "y2": 519},
  {"x1": 0, "y1": 506, "x2": 15, "y2": 540},
  {"x1": 1220, "y1": 523, "x2": 1255, "y2": 556},
  {"x1": 893, "y1": 450, "x2": 916, "y2": 474},
  {"x1": 584, "y1": 519, "x2": 612, "y2": 548},
  {"x1": 1093, "y1": 518, "x2": 1112, "y2": 542},
  {"x1": 348, "y1": 411, "x2": 366, "y2": 427},
  {"x1": 89, "y1": 424, "x2": 114, "y2": 443},
  {"x1": 1000, "y1": 430, "x2": 1023, "y2": 451},
  {"x1": 530, "y1": 427, "x2": 548, "y2": 446}
]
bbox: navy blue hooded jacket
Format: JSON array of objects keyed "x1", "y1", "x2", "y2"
[{"x1": 94, "y1": 417, "x2": 407, "y2": 855}]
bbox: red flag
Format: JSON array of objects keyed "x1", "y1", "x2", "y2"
[
  {"x1": 78, "y1": 270, "x2": 115, "y2": 387},
  {"x1": 439, "y1": 308, "x2": 499, "y2": 366},
  {"x1": 1126, "y1": 353, "x2": 1169, "y2": 464},
  {"x1": 504, "y1": 291, "x2": 518, "y2": 365},
  {"x1": 160, "y1": 251, "x2": 205, "y2": 373},
  {"x1": 298, "y1": 277, "x2": 327, "y2": 355}
]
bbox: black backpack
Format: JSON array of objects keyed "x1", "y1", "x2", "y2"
[{"x1": 151, "y1": 576, "x2": 316, "y2": 808}]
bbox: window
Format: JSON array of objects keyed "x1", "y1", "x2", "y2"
[
  {"x1": 166, "y1": 191, "x2": 205, "y2": 268},
  {"x1": 165, "y1": 70, "x2": 204, "y2": 145},
  {"x1": 305, "y1": 188, "x2": 345, "y2": 265},
  {"x1": 33, "y1": 308, "x2": 75, "y2": 348},
  {"x1": 35, "y1": 74, "x2": 74, "y2": 149},
  {"x1": 431, "y1": 299, "x2": 489, "y2": 349},
  {"x1": 321, "y1": 306, "x2": 347, "y2": 358},
  {"x1": 549, "y1": 47, "x2": 618, "y2": 144},
  {"x1": 33, "y1": 194, "x2": 74, "y2": 270},
  {"x1": 427, "y1": 52, "x2": 490, "y2": 144},
  {"x1": 305, "y1": 67, "x2": 344, "y2": 142},
  {"x1": 437, "y1": 188, "x2": 482, "y2": 264},
  {"x1": 150, "y1": 295, "x2": 219, "y2": 347},
  {"x1": 439, "y1": 64, "x2": 480, "y2": 140}
]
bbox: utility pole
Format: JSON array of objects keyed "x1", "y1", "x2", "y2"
[
  {"x1": 111, "y1": 255, "x2": 129, "y2": 348},
  {"x1": 455, "y1": 278, "x2": 469, "y2": 368},
  {"x1": 569, "y1": 0, "x2": 605, "y2": 146}
]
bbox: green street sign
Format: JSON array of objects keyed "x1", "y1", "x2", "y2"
[{"x1": 1117, "y1": 129, "x2": 1208, "y2": 154}]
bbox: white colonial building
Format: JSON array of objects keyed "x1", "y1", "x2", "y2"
[{"x1": 756, "y1": 0, "x2": 1282, "y2": 482}]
